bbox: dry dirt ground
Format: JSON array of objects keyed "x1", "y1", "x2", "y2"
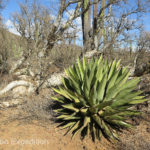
[
  {"x1": 0, "y1": 107, "x2": 150, "y2": 150},
  {"x1": 0, "y1": 108, "x2": 115, "y2": 150},
  {"x1": 0, "y1": 74, "x2": 149, "y2": 150}
]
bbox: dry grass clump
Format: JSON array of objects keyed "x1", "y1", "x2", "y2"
[
  {"x1": 117, "y1": 130, "x2": 150, "y2": 150},
  {"x1": 20, "y1": 89, "x2": 55, "y2": 122}
]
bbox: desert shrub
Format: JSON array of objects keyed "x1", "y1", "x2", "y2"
[
  {"x1": 0, "y1": 29, "x2": 10, "y2": 73},
  {"x1": 20, "y1": 91, "x2": 54, "y2": 121},
  {"x1": 0, "y1": 28, "x2": 24, "y2": 74},
  {"x1": 50, "y1": 44, "x2": 82, "y2": 68},
  {"x1": 0, "y1": 47, "x2": 9, "y2": 73},
  {"x1": 52, "y1": 56, "x2": 147, "y2": 141}
]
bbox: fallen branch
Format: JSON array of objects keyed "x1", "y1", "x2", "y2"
[{"x1": 0, "y1": 80, "x2": 35, "y2": 96}]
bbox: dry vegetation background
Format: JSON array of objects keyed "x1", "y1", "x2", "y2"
[{"x1": 0, "y1": 0, "x2": 149, "y2": 150}]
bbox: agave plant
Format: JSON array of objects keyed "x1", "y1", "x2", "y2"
[{"x1": 52, "y1": 56, "x2": 147, "y2": 140}]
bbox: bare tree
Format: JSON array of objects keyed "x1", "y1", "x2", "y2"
[
  {"x1": 8, "y1": 0, "x2": 84, "y2": 94},
  {"x1": 133, "y1": 31, "x2": 150, "y2": 76},
  {"x1": 11, "y1": 1, "x2": 54, "y2": 77},
  {"x1": 81, "y1": 0, "x2": 150, "y2": 53},
  {"x1": 10, "y1": 0, "x2": 83, "y2": 73}
]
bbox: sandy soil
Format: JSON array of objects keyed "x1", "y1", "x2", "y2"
[
  {"x1": 0, "y1": 108, "x2": 115, "y2": 150},
  {"x1": 0, "y1": 107, "x2": 150, "y2": 150}
]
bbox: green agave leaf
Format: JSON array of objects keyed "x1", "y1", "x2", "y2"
[
  {"x1": 83, "y1": 68, "x2": 90, "y2": 90},
  {"x1": 62, "y1": 103, "x2": 79, "y2": 112},
  {"x1": 113, "y1": 105, "x2": 133, "y2": 111},
  {"x1": 72, "y1": 117, "x2": 90, "y2": 139},
  {"x1": 104, "y1": 80, "x2": 125, "y2": 101},
  {"x1": 111, "y1": 99, "x2": 137, "y2": 108},
  {"x1": 111, "y1": 129, "x2": 119, "y2": 140},
  {"x1": 83, "y1": 85, "x2": 90, "y2": 100},
  {"x1": 114, "y1": 91, "x2": 142, "y2": 105},
  {"x1": 73, "y1": 92, "x2": 88, "y2": 107},
  {"x1": 92, "y1": 115, "x2": 113, "y2": 139},
  {"x1": 116, "y1": 110, "x2": 141, "y2": 117},
  {"x1": 64, "y1": 116, "x2": 81, "y2": 120},
  {"x1": 62, "y1": 77, "x2": 73, "y2": 90},
  {"x1": 106, "y1": 71, "x2": 119, "y2": 92},
  {"x1": 68, "y1": 77, "x2": 81, "y2": 95},
  {"x1": 96, "y1": 60, "x2": 104, "y2": 82},
  {"x1": 96, "y1": 127, "x2": 102, "y2": 140},
  {"x1": 92, "y1": 114, "x2": 102, "y2": 127},
  {"x1": 91, "y1": 122, "x2": 97, "y2": 141},
  {"x1": 61, "y1": 122, "x2": 76, "y2": 129},
  {"x1": 101, "y1": 121, "x2": 115, "y2": 140},
  {"x1": 122, "y1": 66, "x2": 129, "y2": 74},
  {"x1": 104, "y1": 114, "x2": 125, "y2": 121},
  {"x1": 74, "y1": 64, "x2": 81, "y2": 79},
  {"x1": 58, "y1": 88, "x2": 80, "y2": 104},
  {"x1": 96, "y1": 100, "x2": 113, "y2": 111},
  {"x1": 97, "y1": 55, "x2": 103, "y2": 65},
  {"x1": 77, "y1": 57, "x2": 84, "y2": 80},
  {"x1": 108, "y1": 60, "x2": 116, "y2": 81},
  {"x1": 104, "y1": 59, "x2": 109, "y2": 74},
  {"x1": 52, "y1": 88, "x2": 71, "y2": 100},
  {"x1": 57, "y1": 114, "x2": 80, "y2": 120},
  {"x1": 124, "y1": 90, "x2": 142, "y2": 99},
  {"x1": 119, "y1": 78, "x2": 140, "y2": 91},
  {"x1": 134, "y1": 96, "x2": 145, "y2": 99},
  {"x1": 89, "y1": 83, "x2": 97, "y2": 106},
  {"x1": 88, "y1": 57, "x2": 94, "y2": 70},
  {"x1": 104, "y1": 75, "x2": 138, "y2": 102},
  {"x1": 110, "y1": 120, "x2": 132, "y2": 128},
  {"x1": 53, "y1": 108, "x2": 65, "y2": 113},
  {"x1": 100, "y1": 106, "x2": 120, "y2": 117},
  {"x1": 114, "y1": 87, "x2": 136, "y2": 101},
  {"x1": 82, "y1": 56, "x2": 87, "y2": 71},
  {"x1": 88, "y1": 60, "x2": 97, "y2": 86},
  {"x1": 129, "y1": 99, "x2": 147, "y2": 104},
  {"x1": 57, "y1": 114, "x2": 70, "y2": 119},
  {"x1": 97, "y1": 74, "x2": 107, "y2": 102},
  {"x1": 116, "y1": 59, "x2": 121, "y2": 68},
  {"x1": 80, "y1": 107, "x2": 88, "y2": 116},
  {"x1": 68, "y1": 66, "x2": 80, "y2": 82},
  {"x1": 64, "y1": 68, "x2": 69, "y2": 76},
  {"x1": 51, "y1": 96, "x2": 65, "y2": 103},
  {"x1": 59, "y1": 87, "x2": 78, "y2": 100},
  {"x1": 115, "y1": 70, "x2": 130, "y2": 86},
  {"x1": 67, "y1": 120, "x2": 80, "y2": 134}
]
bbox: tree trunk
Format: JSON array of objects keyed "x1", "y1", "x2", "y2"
[
  {"x1": 101, "y1": 0, "x2": 106, "y2": 52},
  {"x1": 93, "y1": 0, "x2": 99, "y2": 51},
  {"x1": 82, "y1": 0, "x2": 91, "y2": 54}
]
